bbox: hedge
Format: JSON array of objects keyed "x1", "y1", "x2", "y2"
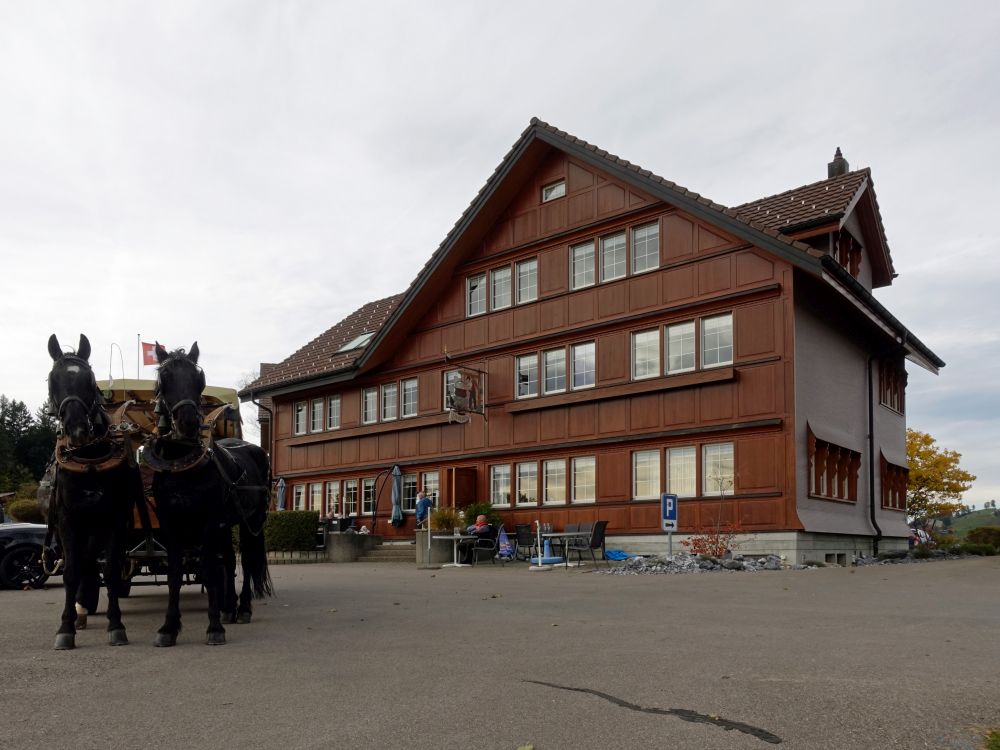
[
  {"x1": 966, "y1": 526, "x2": 1000, "y2": 551},
  {"x1": 6, "y1": 499, "x2": 45, "y2": 524},
  {"x1": 264, "y1": 510, "x2": 320, "y2": 552}
]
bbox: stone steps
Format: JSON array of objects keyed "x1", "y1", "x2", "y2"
[{"x1": 356, "y1": 544, "x2": 415, "y2": 563}]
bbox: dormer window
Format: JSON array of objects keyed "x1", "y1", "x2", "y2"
[
  {"x1": 338, "y1": 332, "x2": 374, "y2": 352},
  {"x1": 541, "y1": 180, "x2": 565, "y2": 203}
]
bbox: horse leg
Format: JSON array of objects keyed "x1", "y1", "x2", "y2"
[
  {"x1": 103, "y1": 523, "x2": 128, "y2": 646},
  {"x1": 55, "y1": 529, "x2": 83, "y2": 650},
  {"x1": 155, "y1": 534, "x2": 183, "y2": 647},
  {"x1": 74, "y1": 554, "x2": 101, "y2": 630},
  {"x1": 203, "y1": 542, "x2": 227, "y2": 645},
  {"x1": 221, "y1": 533, "x2": 238, "y2": 624}
]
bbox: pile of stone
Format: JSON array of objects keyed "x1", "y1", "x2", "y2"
[
  {"x1": 853, "y1": 548, "x2": 964, "y2": 566},
  {"x1": 603, "y1": 552, "x2": 797, "y2": 575}
]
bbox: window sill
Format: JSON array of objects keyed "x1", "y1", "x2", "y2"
[
  {"x1": 286, "y1": 412, "x2": 453, "y2": 445},
  {"x1": 808, "y1": 494, "x2": 857, "y2": 505}
]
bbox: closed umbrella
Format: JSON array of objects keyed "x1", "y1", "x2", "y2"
[
  {"x1": 275, "y1": 477, "x2": 286, "y2": 512},
  {"x1": 390, "y1": 465, "x2": 404, "y2": 527}
]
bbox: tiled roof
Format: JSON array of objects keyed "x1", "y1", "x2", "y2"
[
  {"x1": 732, "y1": 170, "x2": 869, "y2": 232},
  {"x1": 240, "y1": 294, "x2": 403, "y2": 395}
]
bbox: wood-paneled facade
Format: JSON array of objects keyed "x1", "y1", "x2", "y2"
[{"x1": 244, "y1": 120, "x2": 943, "y2": 560}]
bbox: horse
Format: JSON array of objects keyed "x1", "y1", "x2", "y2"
[
  {"x1": 45, "y1": 333, "x2": 142, "y2": 650},
  {"x1": 142, "y1": 342, "x2": 273, "y2": 646}
]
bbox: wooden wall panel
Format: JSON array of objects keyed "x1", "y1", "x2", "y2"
[
  {"x1": 463, "y1": 418, "x2": 485, "y2": 450},
  {"x1": 418, "y1": 328, "x2": 442, "y2": 360},
  {"x1": 291, "y1": 446, "x2": 306, "y2": 470},
  {"x1": 736, "y1": 433, "x2": 780, "y2": 492},
  {"x1": 441, "y1": 324, "x2": 463, "y2": 357},
  {"x1": 567, "y1": 161, "x2": 594, "y2": 192},
  {"x1": 276, "y1": 406, "x2": 291, "y2": 438},
  {"x1": 597, "y1": 284, "x2": 627, "y2": 318},
  {"x1": 323, "y1": 441, "x2": 341, "y2": 467},
  {"x1": 359, "y1": 436, "x2": 377, "y2": 463},
  {"x1": 342, "y1": 393, "x2": 359, "y2": 428},
  {"x1": 307, "y1": 444, "x2": 323, "y2": 468},
  {"x1": 378, "y1": 433, "x2": 398, "y2": 461},
  {"x1": 698, "y1": 383, "x2": 734, "y2": 422},
  {"x1": 539, "y1": 407, "x2": 567, "y2": 442},
  {"x1": 597, "y1": 330, "x2": 628, "y2": 384},
  {"x1": 418, "y1": 427, "x2": 440, "y2": 456},
  {"x1": 398, "y1": 430, "x2": 418, "y2": 458},
  {"x1": 440, "y1": 285, "x2": 464, "y2": 323},
  {"x1": 487, "y1": 355, "x2": 513, "y2": 402},
  {"x1": 464, "y1": 317, "x2": 487, "y2": 349},
  {"x1": 663, "y1": 389, "x2": 696, "y2": 427},
  {"x1": 736, "y1": 251, "x2": 775, "y2": 286},
  {"x1": 513, "y1": 412, "x2": 538, "y2": 444},
  {"x1": 539, "y1": 246, "x2": 567, "y2": 297},
  {"x1": 739, "y1": 498, "x2": 781, "y2": 528},
  {"x1": 485, "y1": 221, "x2": 512, "y2": 256},
  {"x1": 597, "y1": 183, "x2": 626, "y2": 215},
  {"x1": 540, "y1": 199, "x2": 567, "y2": 235},
  {"x1": 539, "y1": 298, "x2": 566, "y2": 332},
  {"x1": 628, "y1": 273, "x2": 660, "y2": 313},
  {"x1": 663, "y1": 214, "x2": 695, "y2": 262},
  {"x1": 567, "y1": 403, "x2": 596, "y2": 437},
  {"x1": 567, "y1": 288, "x2": 595, "y2": 325},
  {"x1": 735, "y1": 301, "x2": 777, "y2": 359},
  {"x1": 487, "y1": 407, "x2": 512, "y2": 447},
  {"x1": 418, "y1": 371, "x2": 439, "y2": 413},
  {"x1": 513, "y1": 306, "x2": 537, "y2": 338},
  {"x1": 440, "y1": 423, "x2": 463, "y2": 454},
  {"x1": 341, "y1": 438, "x2": 358, "y2": 464},
  {"x1": 512, "y1": 211, "x2": 537, "y2": 245},
  {"x1": 698, "y1": 256, "x2": 732, "y2": 295},
  {"x1": 630, "y1": 394, "x2": 660, "y2": 430},
  {"x1": 737, "y1": 363, "x2": 778, "y2": 417},
  {"x1": 600, "y1": 505, "x2": 629, "y2": 533},
  {"x1": 629, "y1": 503, "x2": 661, "y2": 531},
  {"x1": 663, "y1": 265, "x2": 696, "y2": 304},
  {"x1": 489, "y1": 311, "x2": 512, "y2": 344},
  {"x1": 697, "y1": 224, "x2": 732, "y2": 253},
  {"x1": 598, "y1": 450, "x2": 628, "y2": 501},
  {"x1": 567, "y1": 192, "x2": 595, "y2": 224},
  {"x1": 598, "y1": 401, "x2": 627, "y2": 434}
]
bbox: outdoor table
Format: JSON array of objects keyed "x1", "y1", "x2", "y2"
[
  {"x1": 432, "y1": 533, "x2": 475, "y2": 568},
  {"x1": 541, "y1": 531, "x2": 582, "y2": 567}
]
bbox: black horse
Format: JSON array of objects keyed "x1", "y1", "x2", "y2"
[
  {"x1": 46, "y1": 333, "x2": 141, "y2": 650},
  {"x1": 143, "y1": 342, "x2": 272, "y2": 646}
]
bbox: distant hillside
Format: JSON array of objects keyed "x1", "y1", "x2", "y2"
[{"x1": 945, "y1": 508, "x2": 1000, "y2": 539}]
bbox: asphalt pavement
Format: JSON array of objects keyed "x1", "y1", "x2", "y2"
[{"x1": 1, "y1": 556, "x2": 998, "y2": 749}]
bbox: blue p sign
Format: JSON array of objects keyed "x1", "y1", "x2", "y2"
[{"x1": 661, "y1": 493, "x2": 678, "y2": 532}]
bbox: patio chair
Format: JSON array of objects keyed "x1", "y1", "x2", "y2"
[
  {"x1": 565, "y1": 520, "x2": 609, "y2": 568},
  {"x1": 470, "y1": 525, "x2": 504, "y2": 566},
  {"x1": 514, "y1": 524, "x2": 537, "y2": 562}
]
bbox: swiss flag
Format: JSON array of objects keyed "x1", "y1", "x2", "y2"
[{"x1": 141, "y1": 342, "x2": 160, "y2": 367}]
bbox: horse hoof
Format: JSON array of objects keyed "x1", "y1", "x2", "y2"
[
  {"x1": 54, "y1": 634, "x2": 76, "y2": 650},
  {"x1": 108, "y1": 629, "x2": 128, "y2": 646},
  {"x1": 155, "y1": 633, "x2": 177, "y2": 648},
  {"x1": 221, "y1": 612, "x2": 236, "y2": 624},
  {"x1": 206, "y1": 632, "x2": 226, "y2": 646},
  {"x1": 75, "y1": 606, "x2": 88, "y2": 630},
  {"x1": 236, "y1": 612, "x2": 252, "y2": 624}
]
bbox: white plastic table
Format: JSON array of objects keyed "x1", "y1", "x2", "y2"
[{"x1": 432, "y1": 534, "x2": 475, "y2": 568}]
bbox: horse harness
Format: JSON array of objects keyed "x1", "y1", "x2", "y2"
[{"x1": 54, "y1": 401, "x2": 142, "y2": 474}]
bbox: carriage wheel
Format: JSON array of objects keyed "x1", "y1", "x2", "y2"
[{"x1": 0, "y1": 546, "x2": 50, "y2": 589}]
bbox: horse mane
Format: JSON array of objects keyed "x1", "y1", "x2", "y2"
[{"x1": 166, "y1": 347, "x2": 190, "y2": 359}]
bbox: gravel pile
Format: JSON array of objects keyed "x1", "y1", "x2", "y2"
[
  {"x1": 603, "y1": 552, "x2": 794, "y2": 575},
  {"x1": 853, "y1": 549, "x2": 965, "y2": 566}
]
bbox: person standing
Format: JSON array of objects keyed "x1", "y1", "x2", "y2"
[{"x1": 415, "y1": 489, "x2": 433, "y2": 529}]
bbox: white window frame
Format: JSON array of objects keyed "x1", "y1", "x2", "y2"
[
  {"x1": 421, "y1": 471, "x2": 440, "y2": 505},
  {"x1": 516, "y1": 258, "x2": 538, "y2": 304},
  {"x1": 701, "y1": 313, "x2": 734, "y2": 369},
  {"x1": 402, "y1": 474, "x2": 417, "y2": 513},
  {"x1": 631, "y1": 221, "x2": 659, "y2": 274},
  {"x1": 543, "y1": 459, "x2": 566, "y2": 505},
  {"x1": 601, "y1": 231, "x2": 626, "y2": 282},
  {"x1": 571, "y1": 341, "x2": 595, "y2": 390},
  {"x1": 327, "y1": 396, "x2": 341, "y2": 430},
  {"x1": 362, "y1": 478, "x2": 376, "y2": 515},
  {"x1": 665, "y1": 321, "x2": 696, "y2": 375},
  {"x1": 401, "y1": 378, "x2": 418, "y2": 418},
  {"x1": 632, "y1": 450, "x2": 660, "y2": 501},
  {"x1": 443, "y1": 370, "x2": 461, "y2": 411},
  {"x1": 343, "y1": 479, "x2": 358, "y2": 516},
  {"x1": 362, "y1": 387, "x2": 378, "y2": 425},
  {"x1": 543, "y1": 348, "x2": 566, "y2": 394},
  {"x1": 325, "y1": 480, "x2": 341, "y2": 516},
  {"x1": 516, "y1": 462, "x2": 538, "y2": 507},
  {"x1": 702, "y1": 442, "x2": 735, "y2": 496},
  {"x1": 292, "y1": 484, "x2": 305, "y2": 511},
  {"x1": 490, "y1": 465, "x2": 511, "y2": 507},
  {"x1": 467, "y1": 273, "x2": 487, "y2": 317},
  {"x1": 541, "y1": 180, "x2": 566, "y2": 203},
  {"x1": 309, "y1": 482, "x2": 323, "y2": 512},
  {"x1": 570, "y1": 241, "x2": 595, "y2": 290},
  {"x1": 491, "y1": 266, "x2": 511, "y2": 311},
  {"x1": 516, "y1": 353, "x2": 539, "y2": 399},
  {"x1": 381, "y1": 382, "x2": 398, "y2": 421},
  {"x1": 310, "y1": 398, "x2": 324, "y2": 433},
  {"x1": 293, "y1": 401, "x2": 306, "y2": 436},
  {"x1": 571, "y1": 456, "x2": 596, "y2": 504},
  {"x1": 632, "y1": 329, "x2": 660, "y2": 381},
  {"x1": 667, "y1": 446, "x2": 696, "y2": 498}
]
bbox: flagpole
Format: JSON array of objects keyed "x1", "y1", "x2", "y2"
[{"x1": 136, "y1": 334, "x2": 140, "y2": 379}]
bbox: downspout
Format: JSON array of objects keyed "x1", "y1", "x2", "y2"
[
  {"x1": 250, "y1": 393, "x2": 275, "y2": 507},
  {"x1": 867, "y1": 356, "x2": 881, "y2": 557}
]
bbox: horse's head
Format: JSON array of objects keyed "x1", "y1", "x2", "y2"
[
  {"x1": 47, "y1": 333, "x2": 102, "y2": 447},
  {"x1": 153, "y1": 341, "x2": 205, "y2": 441}
]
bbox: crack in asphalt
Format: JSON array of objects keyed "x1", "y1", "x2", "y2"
[{"x1": 525, "y1": 680, "x2": 782, "y2": 745}]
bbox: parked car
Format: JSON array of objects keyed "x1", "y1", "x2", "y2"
[{"x1": 0, "y1": 522, "x2": 59, "y2": 589}]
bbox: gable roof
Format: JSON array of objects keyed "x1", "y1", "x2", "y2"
[{"x1": 733, "y1": 169, "x2": 870, "y2": 233}]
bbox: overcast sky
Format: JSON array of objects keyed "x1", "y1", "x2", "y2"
[{"x1": 1, "y1": 1, "x2": 997, "y2": 504}]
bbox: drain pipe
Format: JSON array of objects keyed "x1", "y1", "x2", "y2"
[{"x1": 867, "y1": 356, "x2": 881, "y2": 557}]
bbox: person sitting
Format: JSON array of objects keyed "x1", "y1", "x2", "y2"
[{"x1": 460, "y1": 514, "x2": 493, "y2": 563}]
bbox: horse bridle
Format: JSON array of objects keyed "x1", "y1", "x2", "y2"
[
  {"x1": 50, "y1": 355, "x2": 102, "y2": 438},
  {"x1": 154, "y1": 355, "x2": 205, "y2": 437}
]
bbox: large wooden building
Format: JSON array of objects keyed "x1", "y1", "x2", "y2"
[{"x1": 241, "y1": 120, "x2": 943, "y2": 562}]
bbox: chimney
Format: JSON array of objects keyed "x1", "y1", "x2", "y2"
[{"x1": 828, "y1": 147, "x2": 849, "y2": 178}]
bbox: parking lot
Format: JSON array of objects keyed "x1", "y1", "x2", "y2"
[{"x1": 2, "y1": 557, "x2": 999, "y2": 749}]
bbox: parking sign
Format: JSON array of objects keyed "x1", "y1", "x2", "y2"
[{"x1": 661, "y1": 493, "x2": 678, "y2": 532}]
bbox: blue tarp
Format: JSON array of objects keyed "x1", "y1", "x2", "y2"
[{"x1": 604, "y1": 549, "x2": 636, "y2": 561}]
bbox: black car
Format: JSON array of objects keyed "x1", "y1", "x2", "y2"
[{"x1": 0, "y1": 522, "x2": 59, "y2": 589}]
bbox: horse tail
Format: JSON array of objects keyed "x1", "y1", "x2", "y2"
[{"x1": 240, "y1": 520, "x2": 274, "y2": 599}]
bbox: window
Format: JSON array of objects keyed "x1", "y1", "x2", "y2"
[
  {"x1": 325, "y1": 481, "x2": 341, "y2": 516},
  {"x1": 327, "y1": 396, "x2": 341, "y2": 430},
  {"x1": 702, "y1": 314, "x2": 733, "y2": 368},
  {"x1": 343, "y1": 480, "x2": 358, "y2": 516},
  {"x1": 402, "y1": 474, "x2": 417, "y2": 512},
  {"x1": 310, "y1": 399, "x2": 323, "y2": 433},
  {"x1": 401, "y1": 378, "x2": 418, "y2": 418},
  {"x1": 362, "y1": 478, "x2": 376, "y2": 515},
  {"x1": 516, "y1": 258, "x2": 537, "y2": 304},
  {"x1": 541, "y1": 180, "x2": 565, "y2": 202},
  {"x1": 571, "y1": 457, "x2": 596, "y2": 503},
  {"x1": 631, "y1": 221, "x2": 659, "y2": 274},
  {"x1": 880, "y1": 454, "x2": 907, "y2": 511},
  {"x1": 292, "y1": 485, "x2": 305, "y2": 511},
  {"x1": 421, "y1": 471, "x2": 439, "y2": 504},
  {"x1": 632, "y1": 330, "x2": 659, "y2": 380},
  {"x1": 381, "y1": 383, "x2": 397, "y2": 421},
  {"x1": 516, "y1": 462, "x2": 538, "y2": 506},
  {"x1": 543, "y1": 460, "x2": 566, "y2": 505},
  {"x1": 338, "y1": 332, "x2": 374, "y2": 352},
  {"x1": 490, "y1": 465, "x2": 511, "y2": 507},
  {"x1": 571, "y1": 341, "x2": 595, "y2": 389},
  {"x1": 702, "y1": 443, "x2": 735, "y2": 496},
  {"x1": 543, "y1": 349, "x2": 566, "y2": 394},
  {"x1": 601, "y1": 231, "x2": 626, "y2": 282},
  {"x1": 362, "y1": 387, "x2": 377, "y2": 424},
  {"x1": 809, "y1": 429, "x2": 860, "y2": 502},
  {"x1": 570, "y1": 241, "x2": 595, "y2": 289},
  {"x1": 879, "y1": 360, "x2": 906, "y2": 414},
  {"x1": 665, "y1": 321, "x2": 696, "y2": 375},
  {"x1": 516, "y1": 354, "x2": 539, "y2": 399},
  {"x1": 633, "y1": 450, "x2": 660, "y2": 501},
  {"x1": 667, "y1": 446, "x2": 696, "y2": 498},
  {"x1": 310, "y1": 482, "x2": 323, "y2": 512},
  {"x1": 491, "y1": 267, "x2": 511, "y2": 310},
  {"x1": 443, "y1": 370, "x2": 461, "y2": 411},
  {"x1": 467, "y1": 273, "x2": 486, "y2": 316},
  {"x1": 293, "y1": 401, "x2": 306, "y2": 436}
]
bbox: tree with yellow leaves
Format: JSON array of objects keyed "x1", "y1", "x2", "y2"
[{"x1": 906, "y1": 429, "x2": 976, "y2": 523}]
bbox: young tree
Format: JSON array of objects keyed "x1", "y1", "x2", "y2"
[{"x1": 906, "y1": 429, "x2": 976, "y2": 524}]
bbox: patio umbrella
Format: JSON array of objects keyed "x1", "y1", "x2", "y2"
[
  {"x1": 275, "y1": 477, "x2": 286, "y2": 512},
  {"x1": 390, "y1": 465, "x2": 404, "y2": 527}
]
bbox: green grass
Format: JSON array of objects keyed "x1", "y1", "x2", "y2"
[
  {"x1": 944, "y1": 508, "x2": 1000, "y2": 540},
  {"x1": 983, "y1": 728, "x2": 1000, "y2": 750}
]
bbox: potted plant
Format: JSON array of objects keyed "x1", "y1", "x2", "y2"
[{"x1": 430, "y1": 506, "x2": 462, "y2": 534}]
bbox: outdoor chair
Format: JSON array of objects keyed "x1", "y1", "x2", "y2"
[
  {"x1": 514, "y1": 524, "x2": 537, "y2": 562},
  {"x1": 565, "y1": 520, "x2": 609, "y2": 568},
  {"x1": 470, "y1": 525, "x2": 504, "y2": 566}
]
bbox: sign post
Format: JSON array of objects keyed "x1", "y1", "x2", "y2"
[{"x1": 661, "y1": 493, "x2": 678, "y2": 557}]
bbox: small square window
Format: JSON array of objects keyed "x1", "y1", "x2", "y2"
[{"x1": 541, "y1": 181, "x2": 566, "y2": 202}]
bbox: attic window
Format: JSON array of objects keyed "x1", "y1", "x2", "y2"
[
  {"x1": 338, "y1": 332, "x2": 374, "y2": 352},
  {"x1": 541, "y1": 180, "x2": 565, "y2": 203}
]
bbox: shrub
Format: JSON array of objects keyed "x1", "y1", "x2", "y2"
[
  {"x1": 966, "y1": 525, "x2": 1000, "y2": 550},
  {"x1": 958, "y1": 542, "x2": 996, "y2": 557},
  {"x1": 430, "y1": 506, "x2": 461, "y2": 531},
  {"x1": 912, "y1": 543, "x2": 934, "y2": 559},
  {"x1": 681, "y1": 521, "x2": 746, "y2": 557},
  {"x1": 458, "y1": 501, "x2": 503, "y2": 530},
  {"x1": 264, "y1": 511, "x2": 320, "y2": 551},
  {"x1": 6, "y1": 499, "x2": 45, "y2": 524}
]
